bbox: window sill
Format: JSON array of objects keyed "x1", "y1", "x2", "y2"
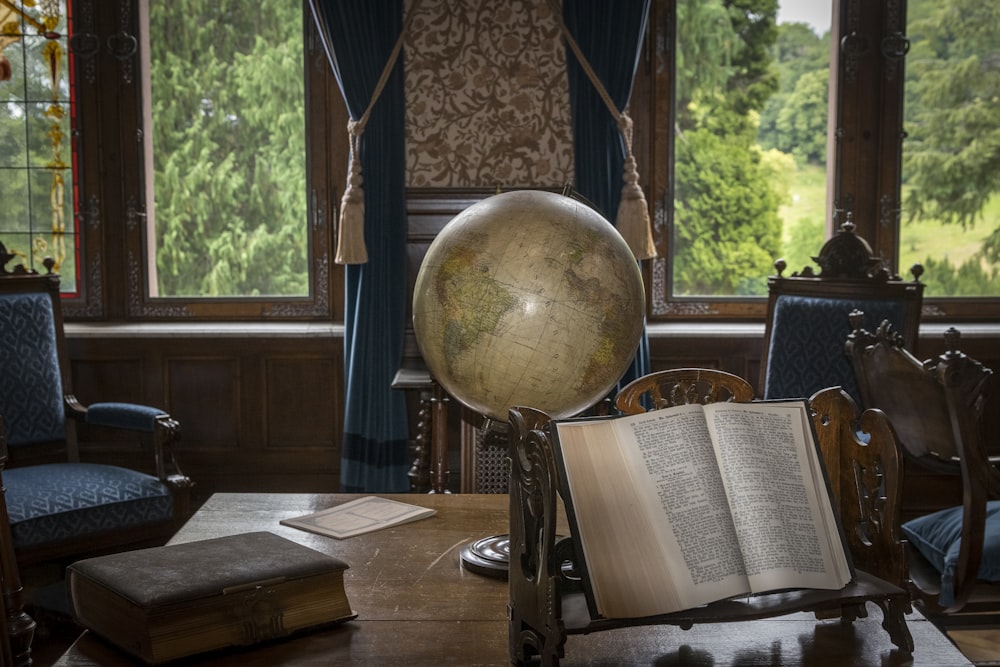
[
  {"x1": 65, "y1": 322, "x2": 345, "y2": 338},
  {"x1": 63, "y1": 320, "x2": 1000, "y2": 341}
]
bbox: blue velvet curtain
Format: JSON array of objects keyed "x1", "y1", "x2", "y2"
[
  {"x1": 311, "y1": 0, "x2": 410, "y2": 492},
  {"x1": 564, "y1": 0, "x2": 651, "y2": 384}
]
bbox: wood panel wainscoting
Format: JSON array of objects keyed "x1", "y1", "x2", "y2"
[
  {"x1": 65, "y1": 323, "x2": 345, "y2": 506},
  {"x1": 63, "y1": 318, "x2": 1000, "y2": 526}
]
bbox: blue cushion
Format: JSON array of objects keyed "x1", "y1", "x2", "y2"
[
  {"x1": 2, "y1": 463, "x2": 173, "y2": 550},
  {"x1": 764, "y1": 295, "x2": 906, "y2": 402},
  {"x1": 901, "y1": 500, "x2": 1000, "y2": 607}
]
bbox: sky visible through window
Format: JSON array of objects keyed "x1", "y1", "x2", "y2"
[{"x1": 777, "y1": 2, "x2": 831, "y2": 35}]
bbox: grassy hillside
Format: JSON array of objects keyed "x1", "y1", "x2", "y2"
[{"x1": 778, "y1": 163, "x2": 1000, "y2": 296}]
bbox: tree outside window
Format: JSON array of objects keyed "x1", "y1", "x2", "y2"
[
  {"x1": 901, "y1": 0, "x2": 1000, "y2": 297},
  {"x1": 668, "y1": 0, "x2": 1000, "y2": 303},
  {"x1": 144, "y1": 0, "x2": 308, "y2": 298}
]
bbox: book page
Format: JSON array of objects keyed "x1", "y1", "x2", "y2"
[
  {"x1": 702, "y1": 402, "x2": 852, "y2": 592},
  {"x1": 281, "y1": 496, "x2": 436, "y2": 539},
  {"x1": 555, "y1": 407, "x2": 751, "y2": 619}
]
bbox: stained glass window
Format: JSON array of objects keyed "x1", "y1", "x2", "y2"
[{"x1": 0, "y1": 0, "x2": 77, "y2": 291}]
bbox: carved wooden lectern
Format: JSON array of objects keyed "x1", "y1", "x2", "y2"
[{"x1": 507, "y1": 387, "x2": 914, "y2": 666}]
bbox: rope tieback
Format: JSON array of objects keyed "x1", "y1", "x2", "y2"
[
  {"x1": 335, "y1": 1, "x2": 422, "y2": 265},
  {"x1": 336, "y1": 121, "x2": 368, "y2": 264},
  {"x1": 552, "y1": 1, "x2": 657, "y2": 260}
]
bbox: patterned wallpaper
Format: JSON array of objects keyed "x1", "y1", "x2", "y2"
[{"x1": 403, "y1": 0, "x2": 574, "y2": 188}]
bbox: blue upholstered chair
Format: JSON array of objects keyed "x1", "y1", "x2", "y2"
[
  {"x1": 759, "y1": 220, "x2": 924, "y2": 404},
  {"x1": 0, "y1": 260, "x2": 191, "y2": 567}
]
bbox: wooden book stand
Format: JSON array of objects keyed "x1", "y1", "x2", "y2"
[{"x1": 507, "y1": 388, "x2": 914, "y2": 666}]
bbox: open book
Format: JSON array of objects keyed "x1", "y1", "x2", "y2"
[{"x1": 552, "y1": 400, "x2": 852, "y2": 620}]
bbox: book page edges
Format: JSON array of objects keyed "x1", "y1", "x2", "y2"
[{"x1": 554, "y1": 417, "x2": 734, "y2": 619}]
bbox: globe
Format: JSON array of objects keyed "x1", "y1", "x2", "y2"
[{"x1": 412, "y1": 190, "x2": 646, "y2": 422}]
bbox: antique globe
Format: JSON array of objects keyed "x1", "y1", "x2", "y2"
[{"x1": 412, "y1": 189, "x2": 646, "y2": 423}]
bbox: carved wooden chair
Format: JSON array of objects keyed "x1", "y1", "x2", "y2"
[
  {"x1": 0, "y1": 260, "x2": 192, "y2": 569},
  {"x1": 845, "y1": 313, "x2": 1000, "y2": 622},
  {"x1": 760, "y1": 219, "x2": 924, "y2": 404},
  {"x1": 614, "y1": 367, "x2": 754, "y2": 414},
  {"x1": 508, "y1": 373, "x2": 913, "y2": 665}
]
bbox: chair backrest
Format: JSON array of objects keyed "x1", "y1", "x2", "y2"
[
  {"x1": 0, "y1": 270, "x2": 73, "y2": 456},
  {"x1": 614, "y1": 368, "x2": 754, "y2": 415},
  {"x1": 760, "y1": 220, "x2": 924, "y2": 403},
  {"x1": 845, "y1": 316, "x2": 998, "y2": 610},
  {"x1": 845, "y1": 314, "x2": 993, "y2": 472}
]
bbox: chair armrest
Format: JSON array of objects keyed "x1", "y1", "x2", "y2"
[
  {"x1": 65, "y1": 398, "x2": 188, "y2": 487},
  {"x1": 84, "y1": 402, "x2": 167, "y2": 433}
]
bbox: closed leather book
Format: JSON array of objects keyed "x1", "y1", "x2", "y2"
[{"x1": 67, "y1": 531, "x2": 356, "y2": 664}]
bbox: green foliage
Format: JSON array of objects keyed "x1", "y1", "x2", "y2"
[
  {"x1": 673, "y1": 126, "x2": 782, "y2": 296},
  {"x1": 758, "y1": 21, "x2": 829, "y2": 164},
  {"x1": 771, "y1": 21, "x2": 829, "y2": 88},
  {"x1": 673, "y1": 0, "x2": 783, "y2": 296},
  {"x1": 675, "y1": 0, "x2": 735, "y2": 127},
  {"x1": 149, "y1": 0, "x2": 307, "y2": 297},
  {"x1": 722, "y1": 0, "x2": 780, "y2": 118},
  {"x1": 775, "y1": 160, "x2": 826, "y2": 273},
  {"x1": 918, "y1": 256, "x2": 1000, "y2": 297},
  {"x1": 767, "y1": 69, "x2": 827, "y2": 164},
  {"x1": 903, "y1": 0, "x2": 1000, "y2": 229}
]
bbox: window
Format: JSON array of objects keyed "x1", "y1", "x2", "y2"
[
  {"x1": 646, "y1": 0, "x2": 1000, "y2": 321},
  {"x1": 14, "y1": 0, "x2": 997, "y2": 323},
  {"x1": 0, "y1": 0, "x2": 78, "y2": 291},
  {"x1": 655, "y1": 0, "x2": 831, "y2": 308},
  {"x1": 125, "y1": 0, "x2": 342, "y2": 318},
  {"x1": 4, "y1": 0, "x2": 344, "y2": 318},
  {"x1": 674, "y1": 0, "x2": 828, "y2": 299}
]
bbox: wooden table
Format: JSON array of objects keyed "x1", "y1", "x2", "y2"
[{"x1": 54, "y1": 493, "x2": 974, "y2": 666}]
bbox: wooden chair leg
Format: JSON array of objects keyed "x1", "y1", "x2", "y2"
[{"x1": 0, "y1": 419, "x2": 35, "y2": 667}]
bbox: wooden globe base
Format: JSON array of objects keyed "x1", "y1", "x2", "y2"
[{"x1": 460, "y1": 534, "x2": 510, "y2": 578}]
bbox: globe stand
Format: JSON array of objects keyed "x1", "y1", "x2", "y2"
[
  {"x1": 460, "y1": 419, "x2": 513, "y2": 578},
  {"x1": 460, "y1": 535, "x2": 511, "y2": 578}
]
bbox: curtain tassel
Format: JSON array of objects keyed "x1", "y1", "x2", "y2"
[
  {"x1": 331, "y1": 0, "x2": 422, "y2": 265},
  {"x1": 336, "y1": 125, "x2": 368, "y2": 265},
  {"x1": 615, "y1": 114, "x2": 656, "y2": 260},
  {"x1": 617, "y1": 153, "x2": 656, "y2": 260}
]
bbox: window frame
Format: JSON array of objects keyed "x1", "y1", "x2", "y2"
[
  {"x1": 65, "y1": 0, "x2": 346, "y2": 321},
  {"x1": 637, "y1": 0, "x2": 1000, "y2": 323}
]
